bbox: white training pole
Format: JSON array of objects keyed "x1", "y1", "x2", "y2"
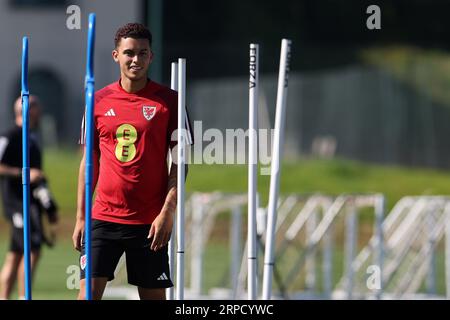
[
  {"x1": 248, "y1": 43, "x2": 259, "y2": 300},
  {"x1": 167, "y1": 62, "x2": 178, "y2": 300},
  {"x1": 445, "y1": 203, "x2": 450, "y2": 299},
  {"x1": 426, "y1": 203, "x2": 437, "y2": 295},
  {"x1": 305, "y1": 209, "x2": 318, "y2": 291},
  {"x1": 190, "y1": 195, "x2": 204, "y2": 296},
  {"x1": 374, "y1": 194, "x2": 385, "y2": 299},
  {"x1": 176, "y1": 58, "x2": 186, "y2": 300},
  {"x1": 262, "y1": 39, "x2": 292, "y2": 300},
  {"x1": 323, "y1": 206, "x2": 333, "y2": 299},
  {"x1": 345, "y1": 201, "x2": 358, "y2": 299},
  {"x1": 231, "y1": 206, "x2": 242, "y2": 297}
]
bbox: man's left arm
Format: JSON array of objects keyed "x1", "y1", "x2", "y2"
[{"x1": 148, "y1": 162, "x2": 188, "y2": 251}]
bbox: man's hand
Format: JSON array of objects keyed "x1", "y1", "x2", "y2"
[
  {"x1": 72, "y1": 217, "x2": 85, "y2": 252},
  {"x1": 30, "y1": 168, "x2": 44, "y2": 184},
  {"x1": 148, "y1": 210, "x2": 173, "y2": 251},
  {"x1": 49, "y1": 223, "x2": 58, "y2": 245}
]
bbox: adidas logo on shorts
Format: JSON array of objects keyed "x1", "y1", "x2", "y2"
[{"x1": 157, "y1": 272, "x2": 168, "y2": 281}]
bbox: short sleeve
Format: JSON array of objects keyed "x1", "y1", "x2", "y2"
[
  {"x1": 0, "y1": 135, "x2": 10, "y2": 164},
  {"x1": 78, "y1": 111, "x2": 99, "y2": 150}
]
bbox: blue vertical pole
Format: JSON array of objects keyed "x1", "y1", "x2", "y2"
[
  {"x1": 21, "y1": 36, "x2": 32, "y2": 301},
  {"x1": 84, "y1": 13, "x2": 96, "y2": 301}
]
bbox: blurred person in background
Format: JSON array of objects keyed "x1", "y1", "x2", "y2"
[{"x1": 0, "y1": 95, "x2": 59, "y2": 300}]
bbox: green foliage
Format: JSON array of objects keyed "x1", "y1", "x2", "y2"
[{"x1": 361, "y1": 46, "x2": 450, "y2": 108}]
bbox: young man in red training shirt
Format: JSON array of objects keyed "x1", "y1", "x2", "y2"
[{"x1": 72, "y1": 23, "x2": 193, "y2": 300}]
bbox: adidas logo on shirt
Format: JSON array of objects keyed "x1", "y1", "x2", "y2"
[
  {"x1": 104, "y1": 108, "x2": 116, "y2": 116},
  {"x1": 157, "y1": 272, "x2": 169, "y2": 281}
]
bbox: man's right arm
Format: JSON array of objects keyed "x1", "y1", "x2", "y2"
[
  {"x1": 0, "y1": 164, "x2": 44, "y2": 182},
  {"x1": 72, "y1": 148, "x2": 99, "y2": 251},
  {"x1": 0, "y1": 164, "x2": 21, "y2": 178}
]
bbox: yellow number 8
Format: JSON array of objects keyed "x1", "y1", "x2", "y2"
[{"x1": 115, "y1": 124, "x2": 137, "y2": 162}]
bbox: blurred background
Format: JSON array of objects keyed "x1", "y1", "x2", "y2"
[{"x1": 0, "y1": 0, "x2": 450, "y2": 299}]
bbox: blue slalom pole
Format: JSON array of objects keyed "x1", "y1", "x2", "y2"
[
  {"x1": 21, "y1": 36, "x2": 32, "y2": 300},
  {"x1": 84, "y1": 13, "x2": 96, "y2": 301}
]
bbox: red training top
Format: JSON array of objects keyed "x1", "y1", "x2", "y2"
[{"x1": 80, "y1": 79, "x2": 193, "y2": 225}]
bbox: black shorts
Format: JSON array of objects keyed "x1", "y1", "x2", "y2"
[
  {"x1": 7, "y1": 203, "x2": 43, "y2": 253},
  {"x1": 80, "y1": 219, "x2": 173, "y2": 289}
]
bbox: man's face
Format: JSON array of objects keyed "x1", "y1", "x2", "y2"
[
  {"x1": 28, "y1": 104, "x2": 41, "y2": 129},
  {"x1": 14, "y1": 96, "x2": 41, "y2": 129},
  {"x1": 112, "y1": 37, "x2": 153, "y2": 81}
]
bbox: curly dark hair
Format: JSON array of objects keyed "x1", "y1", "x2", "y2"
[{"x1": 114, "y1": 23, "x2": 152, "y2": 48}]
